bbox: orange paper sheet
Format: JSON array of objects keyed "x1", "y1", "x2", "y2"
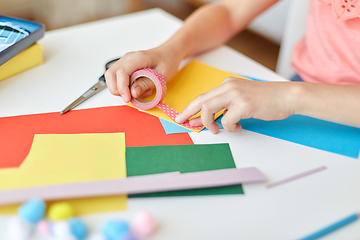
[
  {"x1": 0, "y1": 133, "x2": 127, "y2": 215},
  {"x1": 128, "y1": 60, "x2": 243, "y2": 132}
]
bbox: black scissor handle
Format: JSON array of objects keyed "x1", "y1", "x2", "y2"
[
  {"x1": 99, "y1": 57, "x2": 121, "y2": 82},
  {"x1": 105, "y1": 57, "x2": 121, "y2": 70}
]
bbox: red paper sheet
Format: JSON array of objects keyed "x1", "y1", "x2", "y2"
[{"x1": 0, "y1": 106, "x2": 193, "y2": 169}]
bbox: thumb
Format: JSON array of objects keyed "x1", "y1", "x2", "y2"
[{"x1": 130, "y1": 76, "x2": 156, "y2": 98}]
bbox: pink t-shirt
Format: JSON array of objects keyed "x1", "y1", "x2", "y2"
[{"x1": 291, "y1": 0, "x2": 360, "y2": 84}]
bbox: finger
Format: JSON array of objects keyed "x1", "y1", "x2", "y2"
[
  {"x1": 130, "y1": 77, "x2": 156, "y2": 98},
  {"x1": 105, "y1": 59, "x2": 132, "y2": 102},
  {"x1": 106, "y1": 53, "x2": 153, "y2": 102},
  {"x1": 190, "y1": 114, "x2": 220, "y2": 133},
  {"x1": 139, "y1": 89, "x2": 154, "y2": 98},
  {"x1": 200, "y1": 96, "x2": 230, "y2": 134},
  {"x1": 222, "y1": 76, "x2": 242, "y2": 84},
  {"x1": 174, "y1": 101, "x2": 201, "y2": 124},
  {"x1": 175, "y1": 84, "x2": 229, "y2": 123},
  {"x1": 114, "y1": 60, "x2": 139, "y2": 103},
  {"x1": 204, "y1": 114, "x2": 219, "y2": 134},
  {"x1": 189, "y1": 117, "x2": 202, "y2": 127},
  {"x1": 221, "y1": 109, "x2": 243, "y2": 133},
  {"x1": 189, "y1": 105, "x2": 242, "y2": 133},
  {"x1": 104, "y1": 66, "x2": 121, "y2": 97}
]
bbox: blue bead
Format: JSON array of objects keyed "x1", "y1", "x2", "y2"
[
  {"x1": 18, "y1": 199, "x2": 46, "y2": 224},
  {"x1": 102, "y1": 220, "x2": 130, "y2": 240},
  {"x1": 69, "y1": 218, "x2": 88, "y2": 240}
]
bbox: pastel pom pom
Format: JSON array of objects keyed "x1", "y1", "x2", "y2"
[
  {"x1": 37, "y1": 220, "x2": 51, "y2": 235},
  {"x1": 51, "y1": 221, "x2": 76, "y2": 240},
  {"x1": 6, "y1": 216, "x2": 34, "y2": 240},
  {"x1": 69, "y1": 218, "x2": 88, "y2": 240},
  {"x1": 48, "y1": 202, "x2": 74, "y2": 221},
  {"x1": 102, "y1": 220, "x2": 130, "y2": 240},
  {"x1": 131, "y1": 211, "x2": 156, "y2": 238},
  {"x1": 87, "y1": 233, "x2": 107, "y2": 240},
  {"x1": 18, "y1": 199, "x2": 46, "y2": 224}
]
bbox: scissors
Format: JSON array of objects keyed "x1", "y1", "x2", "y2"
[{"x1": 60, "y1": 57, "x2": 120, "y2": 114}]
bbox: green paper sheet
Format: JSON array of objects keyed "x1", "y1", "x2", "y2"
[{"x1": 126, "y1": 143, "x2": 244, "y2": 198}]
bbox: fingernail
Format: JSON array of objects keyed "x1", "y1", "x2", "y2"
[
  {"x1": 121, "y1": 95, "x2": 128, "y2": 103},
  {"x1": 175, "y1": 114, "x2": 181, "y2": 123},
  {"x1": 189, "y1": 119, "x2": 197, "y2": 126},
  {"x1": 134, "y1": 86, "x2": 141, "y2": 97}
]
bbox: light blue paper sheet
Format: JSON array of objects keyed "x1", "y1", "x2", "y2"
[{"x1": 159, "y1": 116, "x2": 360, "y2": 158}]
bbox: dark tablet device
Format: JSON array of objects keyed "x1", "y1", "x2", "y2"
[{"x1": 0, "y1": 15, "x2": 45, "y2": 66}]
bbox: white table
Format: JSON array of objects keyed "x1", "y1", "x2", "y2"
[{"x1": 1, "y1": 9, "x2": 359, "y2": 240}]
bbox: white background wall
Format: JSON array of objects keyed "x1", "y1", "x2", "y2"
[
  {"x1": 249, "y1": 0, "x2": 291, "y2": 44},
  {"x1": 202, "y1": 0, "x2": 292, "y2": 44}
]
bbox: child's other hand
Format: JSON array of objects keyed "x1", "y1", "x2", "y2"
[
  {"x1": 105, "y1": 46, "x2": 181, "y2": 103},
  {"x1": 175, "y1": 77, "x2": 297, "y2": 134}
]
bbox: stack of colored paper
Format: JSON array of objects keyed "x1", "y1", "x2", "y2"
[
  {"x1": 0, "y1": 130, "x2": 247, "y2": 215},
  {"x1": 0, "y1": 44, "x2": 43, "y2": 81}
]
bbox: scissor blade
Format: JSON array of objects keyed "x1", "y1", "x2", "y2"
[{"x1": 60, "y1": 81, "x2": 107, "y2": 114}]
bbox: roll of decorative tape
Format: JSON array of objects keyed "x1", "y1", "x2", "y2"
[{"x1": 130, "y1": 69, "x2": 203, "y2": 130}]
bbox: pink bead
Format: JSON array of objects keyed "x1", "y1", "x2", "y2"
[
  {"x1": 131, "y1": 211, "x2": 156, "y2": 239},
  {"x1": 37, "y1": 220, "x2": 50, "y2": 235}
]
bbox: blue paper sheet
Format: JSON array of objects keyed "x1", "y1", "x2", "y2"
[
  {"x1": 159, "y1": 116, "x2": 360, "y2": 158},
  {"x1": 159, "y1": 118, "x2": 192, "y2": 134}
]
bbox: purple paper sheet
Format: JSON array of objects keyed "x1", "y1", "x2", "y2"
[{"x1": 0, "y1": 167, "x2": 266, "y2": 205}]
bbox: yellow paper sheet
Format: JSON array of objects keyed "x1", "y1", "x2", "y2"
[
  {"x1": 0, "y1": 43, "x2": 43, "y2": 81},
  {"x1": 0, "y1": 133, "x2": 127, "y2": 215},
  {"x1": 128, "y1": 60, "x2": 246, "y2": 132}
]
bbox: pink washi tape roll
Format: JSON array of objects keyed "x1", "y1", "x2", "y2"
[{"x1": 130, "y1": 69, "x2": 203, "y2": 130}]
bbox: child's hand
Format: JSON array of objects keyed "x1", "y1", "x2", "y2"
[
  {"x1": 175, "y1": 77, "x2": 297, "y2": 134},
  {"x1": 105, "y1": 46, "x2": 181, "y2": 103}
]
